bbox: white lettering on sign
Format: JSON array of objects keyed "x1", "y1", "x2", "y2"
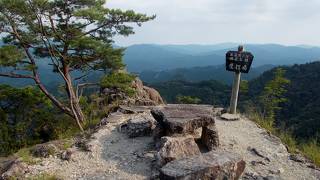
[
  {"x1": 229, "y1": 63, "x2": 234, "y2": 69},
  {"x1": 235, "y1": 64, "x2": 241, "y2": 71},
  {"x1": 242, "y1": 65, "x2": 248, "y2": 71}
]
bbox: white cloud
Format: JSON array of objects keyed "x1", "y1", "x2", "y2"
[{"x1": 106, "y1": 0, "x2": 320, "y2": 46}]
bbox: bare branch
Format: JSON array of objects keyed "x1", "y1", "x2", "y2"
[{"x1": 0, "y1": 72, "x2": 35, "y2": 79}]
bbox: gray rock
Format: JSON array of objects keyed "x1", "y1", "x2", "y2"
[
  {"x1": 213, "y1": 108, "x2": 226, "y2": 116},
  {"x1": 160, "y1": 150, "x2": 246, "y2": 180},
  {"x1": 31, "y1": 144, "x2": 58, "y2": 158},
  {"x1": 289, "y1": 154, "x2": 309, "y2": 163},
  {"x1": 120, "y1": 113, "x2": 156, "y2": 138},
  {"x1": 220, "y1": 113, "x2": 241, "y2": 121},
  {"x1": 157, "y1": 136, "x2": 201, "y2": 167},
  {"x1": 106, "y1": 112, "x2": 127, "y2": 123},
  {"x1": 151, "y1": 104, "x2": 216, "y2": 136},
  {"x1": 132, "y1": 78, "x2": 164, "y2": 106},
  {"x1": 118, "y1": 105, "x2": 151, "y2": 114},
  {"x1": 61, "y1": 149, "x2": 73, "y2": 161},
  {"x1": 0, "y1": 158, "x2": 16, "y2": 175},
  {"x1": 201, "y1": 125, "x2": 219, "y2": 150},
  {"x1": 1, "y1": 160, "x2": 28, "y2": 180}
]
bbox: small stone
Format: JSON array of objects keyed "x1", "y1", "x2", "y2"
[
  {"x1": 277, "y1": 168, "x2": 284, "y2": 174},
  {"x1": 144, "y1": 152, "x2": 154, "y2": 159},
  {"x1": 220, "y1": 113, "x2": 241, "y2": 121},
  {"x1": 61, "y1": 149, "x2": 73, "y2": 161}
]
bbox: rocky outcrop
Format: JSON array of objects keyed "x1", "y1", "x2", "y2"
[
  {"x1": 160, "y1": 151, "x2": 246, "y2": 180},
  {"x1": 101, "y1": 78, "x2": 164, "y2": 106},
  {"x1": 132, "y1": 78, "x2": 164, "y2": 106},
  {"x1": 156, "y1": 136, "x2": 201, "y2": 166}
]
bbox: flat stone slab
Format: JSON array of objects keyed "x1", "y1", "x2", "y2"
[
  {"x1": 160, "y1": 151, "x2": 246, "y2": 180},
  {"x1": 118, "y1": 105, "x2": 153, "y2": 114},
  {"x1": 151, "y1": 104, "x2": 215, "y2": 135},
  {"x1": 220, "y1": 113, "x2": 241, "y2": 121}
]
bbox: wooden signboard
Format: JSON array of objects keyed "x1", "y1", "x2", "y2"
[{"x1": 226, "y1": 51, "x2": 254, "y2": 73}]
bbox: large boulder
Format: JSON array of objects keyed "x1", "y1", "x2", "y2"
[
  {"x1": 151, "y1": 104, "x2": 216, "y2": 135},
  {"x1": 157, "y1": 136, "x2": 201, "y2": 167},
  {"x1": 160, "y1": 151, "x2": 246, "y2": 180},
  {"x1": 132, "y1": 78, "x2": 164, "y2": 106},
  {"x1": 119, "y1": 113, "x2": 157, "y2": 138}
]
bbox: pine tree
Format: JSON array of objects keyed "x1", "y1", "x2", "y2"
[
  {"x1": 259, "y1": 68, "x2": 290, "y2": 123},
  {"x1": 0, "y1": 0, "x2": 155, "y2": 130}
]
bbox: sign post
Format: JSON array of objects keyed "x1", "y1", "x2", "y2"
[{"x1": 226, "y1": 45, "x2": 254, "y2": 114}]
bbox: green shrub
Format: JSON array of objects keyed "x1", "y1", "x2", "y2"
[
  {"x1": 16, "y1": 148, "x2": 38, "y2": 165},
  {"x1": 100, "y1": 72, "x2": 136, "y2": 96},
  {"x1": 27, "y1": 173, "x2": 60, "y2": 180}
]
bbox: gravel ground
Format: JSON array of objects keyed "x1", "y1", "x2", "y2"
[
  {"x1": 25, "y1": 110, "x2": 320, "y2": 180},
  {"x1": 215, "y1": 116, "x2": 320, "y2": 180},
  {"x1": 26, "y1": 113, "x2": 155, "y2": 180}
]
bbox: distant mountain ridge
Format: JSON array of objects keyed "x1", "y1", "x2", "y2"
[
  {"x1": 123, "y1": 43, "x2": 320, "y2": 72},
  {"x1": 139, "y1": 64, "x2": 275, "y2": 85}
]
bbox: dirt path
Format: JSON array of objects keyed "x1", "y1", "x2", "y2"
[
  {"x1": 215, "y1": 116, "x2": 320, "y2": 180},
  {"x1": 27, "y1": 113, "x2": 155, "y2": 180}
]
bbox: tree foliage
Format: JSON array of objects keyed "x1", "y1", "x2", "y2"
[
  {"x1": 258, "y1": 68, "x2": 290, "y2": 121},
  {"x1": 176, "y1": 95, "x2": 201, "y2": 104},
  {"x1": 0, "y1": 85, "x2": 77, "y2": 156},
  {"x1": 100, "y1": 72, "x2": 136, "y2": 96},
  {"x1": 0, "y1": 0, "x2": 154, "y2": 130},
  {"x1": 151, "y1": 80, "x2": 230, "y2": 106}
]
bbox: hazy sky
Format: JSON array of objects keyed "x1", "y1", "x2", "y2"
[{"x1": 107, "y1": 0, "x2": 320, "y2": 46}]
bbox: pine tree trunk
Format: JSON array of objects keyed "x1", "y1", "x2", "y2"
[{"x1": 64, "y1": 68, "x2": 86, "y2": 132}]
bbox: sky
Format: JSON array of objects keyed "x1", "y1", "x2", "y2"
[{"x1": 107, "y1": 0, "x2": 320, "y2": 46}]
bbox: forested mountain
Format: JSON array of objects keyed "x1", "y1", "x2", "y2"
[
  {"x1": 148, "y1": 80, "x2": 230, "y2": 106},
  {"x1": 124, "y1": 44, "x2": 320, "y2": 72},
  {"x1": 247, "y1": 61, "x2": 320, "y2": 141},
  {"x1": 140, "y1": 64, "x2": 275, "y2": 85}
]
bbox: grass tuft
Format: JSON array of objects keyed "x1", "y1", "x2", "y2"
[
  {"x1": 27, "y1": 173, "x2": 61, "y2": 180},
  {"x1": 16, "y1": 148, "x2": 38, "y2": 165}
]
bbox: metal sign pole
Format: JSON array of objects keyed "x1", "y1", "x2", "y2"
[{"x1": 229, "y1": 46, "x2": 244, "y2": 114}]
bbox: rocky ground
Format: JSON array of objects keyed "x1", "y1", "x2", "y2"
[
  {"x1": 1, "y1": 105, "x2": 320, "y2": 180},
  {"x1": 216, "y1": 116, "x2": 320, "y2": 180}
]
